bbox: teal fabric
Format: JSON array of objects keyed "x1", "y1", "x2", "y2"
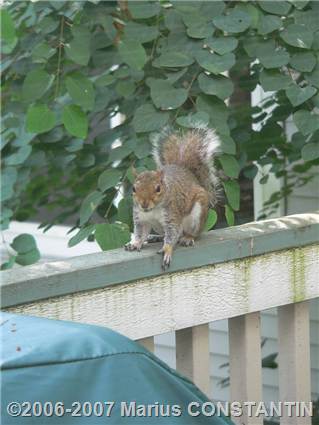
[{"x1": 1, "y1": 313, "x2": 233, "y2": 425}]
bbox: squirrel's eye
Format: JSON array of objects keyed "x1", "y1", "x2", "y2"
[
  {"x1": 132, "y1": 186, "x2": 136, "y2": 193},
  {"x1": 155, "y1": 185, "x2": 161, "y2": 193}
]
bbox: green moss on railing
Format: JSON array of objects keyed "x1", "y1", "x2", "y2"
[{"x1": 291, "y1": 248, "x2": 306, "y2": 303}]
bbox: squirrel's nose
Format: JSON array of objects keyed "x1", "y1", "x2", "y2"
[{"x1": 142, "y1": 202, "x2": 149, "y2": 210}]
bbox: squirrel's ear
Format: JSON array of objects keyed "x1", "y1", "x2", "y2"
[{"x1": 157, "y1": 169, "x2": 164, "y2": 182}]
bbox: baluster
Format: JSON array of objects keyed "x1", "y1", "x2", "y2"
[
  {"x1": 176, "y1": 324, "x2": 210, "y2": 396},
  {"x1": 138, "y1": 336, "x2": 155, "y2": 353},
  {"x1": 228, "y1": 312, "x2": 263, "y2": 425},
  {"x1": 278, "y1": 301, "x2": 311, "y2": 425}
]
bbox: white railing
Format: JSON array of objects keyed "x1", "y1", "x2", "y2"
[{"x1": 2, "y1": 212, "x2": 319, "y2": 424}]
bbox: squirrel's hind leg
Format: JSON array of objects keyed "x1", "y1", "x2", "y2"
[
  {"x1": 181, "y1": 190, "x2": 209, "y2": 245},
  {"x1": 179, "y1": 235, "x2": 195, "y2": 247}
]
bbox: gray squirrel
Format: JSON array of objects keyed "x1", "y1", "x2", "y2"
[{"x1": 125, "y1": 128, "x2": 221, "y2": 269}]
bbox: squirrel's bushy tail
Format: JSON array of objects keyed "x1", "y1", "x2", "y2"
[{"x1": 153, "y1": 128, "x2": 221, "y2": 206}]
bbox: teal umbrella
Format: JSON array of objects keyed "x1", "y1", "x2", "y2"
[{"x1": 1, "y1": 313, "x2": 233, "y2": 424}]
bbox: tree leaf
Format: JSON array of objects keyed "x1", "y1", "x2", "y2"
[
  {"x1": 301, "y1": 142, "x2": 319, "y2": 161},
  {"x1": 204, "y1": 36, "x2": 238, "y2": 55},
  {"x1": 186, "y1": 23, "x2": 213, "y2": 39},
  {"x1": 11, "y1": 233, "x2": 37, "y2": 254},
  {"x1": 243, "y1": 164, "x2": 258, "y2": 180},
  {"x1": 176, "y1": 111, "x2": 209, "y2": 128},
  {"x1": 38, "y1": 16, "x2": 59, "y2": 34},
  {"x1": 1, "y1": 9, "x2": 16, "y2": 42},
  {"x1": 15, "y1": 248, "x2": 40, "y2": 266},
  {"x1": 219, "y1": 154, "x2": 240, "y2": 178},
  {"x1": 66, "y1": 72, "x2": 95, "y2": 110},
  {"x1": 213, "y1": 9, "x2": 251, "y2": 33},
  {"x1": 117, "y1": 197, "x2": 133, "y2": 230},
  {"x1": 305, "y1": 64, "x2": 319, "y2": 88},
  {"x1": 5, "y1": 145, "x2": 32, "y2": 166},
  {"x1": 128, "y1": 1, "x2": 161, "y2": 19},
  {"x1": 1, "y1": 167, "x2": 17, "y2": 202},
  {"x1": 95, "y1": 223, "x2": 130, "y2": 251},
  {"x1": 290, "y1": 52, "x2": 316, "y2": 73},
  {"x1": 98, "y1": 169, "x2": 122, "y2": 192},
  {"x1": 220, "y1": 135, "x2": 236, "y2": 155},
  {"x1": 62, "y1": 105, "x2": 88, "y2": 139},
  {"x1": 294, "y1": 9, "x2": 319, "y2": 32},
  {"x1": 204, "y1": 209, "x2": 218, "y2": 231},
  {"x1": 22, "y1": 70, "x2": 54, "y2": 102},
  {"x1": 79, "y1": 190, "x2": 104, "y2": 225},
  {"x1": 65, "y1": 138, "x2": 84, "y2": 152},
  {"x1": 223, "y1": 180, "x2": 240, "y2": 211},
  {"x1": 236, "y1": 3, "x2": 259, "y2": 28},
  {"x1": 225, "y1": 204, "x2": 235, "y2": 226},
  {"x1": 153, "y1": 51, "x2": 194, "y2": 68},
  {"x1": 108, "y1": 145, "x2": 133, "y2": 163},
  {"x1": 119, "y1": 39, "x2": 147, "y2": 70},
  {"x1": 257, "y1": 42, "x2": 290, "y2": 68},
  {"x1": 293, "y1": 110, "x2": 319, "y2": 135},
  {"x1": 78, "y1": 153, "x2": 95, "y2": 168},
  {"x1": 286, "y1": 85, "x2": 317, "y2": 107},
  {"x1": 1, "y1": 255, "x2": 16, "y2": 271},
  {"x1": 196, "y1": 95, "x2": 229, "y2": 135},
  {"x1": 262, "y1": 353, "x2": 278, "y2": 369},
  {"x1": 65, "y1": 28, "x2": 90, "y2": 65},
  {"x1": 133, "y1": 104, "x2": 169, "y2": 132},
  {"x1": 26, "y1": 105, "x2": 56, "y2": 134},
  {"x1": 243, "y1": 36, "x2": 260, "y2": 58},
  {"x1": 148, "y1": 79, "x2": 188, "y2": 110},
  {"x1": 198, "y1": 73, "x2": 234, "y2": 100},
  {"x1": 32, "y1": 43, "x2": 56, "y2": 62},
  {"x1": 196, "y1": 50, "x2": 235, "y2": 74},
  {"x1": 95, "y1": 73, "x2": 116, "y2": 87},
  {"x1": 257, "y1": 15, "x2": 282, "y2": 35},
  {"x1": 116, "y1": 80, "x2": 136, "y2": 98},
  {"x1": 200, "y1": 1, "x2": 226, "y2": 17},
  {"x1": 130, "y1": 137, "x2": 149, "y2": 159},
  {"x1": 259, "y1": 1, "x2": 291, "y2": 15},
  {"x1": 124, "y1": 22, "x2": 159, "y2": 43},
  {"x1": 68, "y1": 224, "x2": 96, "y2": 248},
  {"x1": 259, "y1": 70, "x2": 291, "y2": 91},
  {"x1": 280, "y1": 24, "x2": 313, "y2": 49}
]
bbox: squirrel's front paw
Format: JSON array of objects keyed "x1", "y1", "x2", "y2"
[
  {"x1": 160, "y1": 244, "x2": 173, "y2": 270},
  {"x1": 124, "y1": 241, "x2": 143, "y2": 252}
]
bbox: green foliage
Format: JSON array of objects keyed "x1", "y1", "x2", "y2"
[
  {"x1": 2, "y1": 234, "x2": 41, "y2": 269},
  {"x1": 204, "y1": 209, "x2": 218, "y2": 231},
  {"x1": 223, "y1": 180, "x2": 240, "y2": 211},
  {"x1": 22, "y1": 70, "x2": 54, "y2": 102},
  {"x1": 26, "y1": 105, "x2": 56, "y2": 134},
  {"x1": 95, "y1": 223, "x2": 130, "y2": 250},
  {"x1": 62, "y1": 105, "x2": 88, "y2": 138},
  {"x1": 1, "y1": 0, "x2": 319, "y2": 264}
]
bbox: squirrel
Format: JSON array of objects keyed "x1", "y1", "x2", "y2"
[{"x1": 125, "y1": 128, "x2": 221, "y2": 269}]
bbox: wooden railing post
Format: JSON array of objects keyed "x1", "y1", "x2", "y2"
[
  {"x1": 138, "y1": 336, "x2": 155, "y2": 353},
  {"x1": 278, "y1": 301, "x2": 312, "y2": 425},
  {"x1": 176, "y1": 324, "x2": 210, "y2": 396},
  {"x1": 229, "y1": 312, "x2": 263, "y2": 425}
]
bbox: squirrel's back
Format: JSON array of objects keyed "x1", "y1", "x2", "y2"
[{"x1": 153, "y1": 128, "x2": 221, "y2": 206}]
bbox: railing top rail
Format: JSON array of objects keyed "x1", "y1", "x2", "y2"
[{"x1": 1, "y1": 212, "x2": 319, "y2": 309}]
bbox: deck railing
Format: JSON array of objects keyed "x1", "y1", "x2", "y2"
[{"x1": 2, "y1": 212, "x2": 319, "y2": 425}]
